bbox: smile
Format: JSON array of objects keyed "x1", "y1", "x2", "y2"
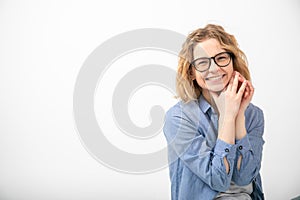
[{"x1": 205, "y1": 74, "x2": 225, "y2": 81}]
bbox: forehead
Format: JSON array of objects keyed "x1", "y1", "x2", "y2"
[{"x1": 193, "y1": 38, "x2": 224, "y2": 58}]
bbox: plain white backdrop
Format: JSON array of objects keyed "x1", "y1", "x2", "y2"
[{"x1": 1, "y1": 0, "x2": 300, "y2": 199}]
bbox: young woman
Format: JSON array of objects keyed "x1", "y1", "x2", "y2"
[{"x1": 163, "y1": 24, "x2": 265, "y2": 200}]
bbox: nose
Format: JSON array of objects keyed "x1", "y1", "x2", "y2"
[{"x1": 208, "y1": 60, "x2": 219, "y2": 72}]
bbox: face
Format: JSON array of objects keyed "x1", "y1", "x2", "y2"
[{"x1": 191, "y1": 38, "x2": 234, "y2": 93}]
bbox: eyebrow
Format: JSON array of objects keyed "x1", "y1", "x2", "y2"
[{"x1": 193, "y1": 51, "x2": 226, "y2": 60}]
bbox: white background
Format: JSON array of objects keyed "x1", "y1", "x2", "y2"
[{"x1": 1, "y1": 0, "x2": 300, "y2": 199}]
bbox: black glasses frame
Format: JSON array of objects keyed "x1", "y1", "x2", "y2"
[{"x1": 191, "y1": 52, "x2": 233, "y2": 72}]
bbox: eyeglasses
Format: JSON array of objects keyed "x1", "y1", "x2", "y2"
[{"x1": 191, "y1": 52, "x2": 233, "y2": 72}]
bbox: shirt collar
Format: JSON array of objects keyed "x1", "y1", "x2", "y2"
[{"x1": 198, "y1": 94, "x2": 211, "y2": 114}]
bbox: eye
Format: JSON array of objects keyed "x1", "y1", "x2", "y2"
[
  {"x1": 198, "y1": 60, "x2": 209, "y2": 66},
  {"x1": 217, "y1": 55, "x2": 227, "y2": 60},
  {"x1": 195, "y1": 59, "x2": 209, "y2": 66},
  {"x1": 216, "y1": 54, "x2": 229, "y2": 62}
]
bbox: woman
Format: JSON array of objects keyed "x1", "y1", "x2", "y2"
[{"x1": 163, "y1": 24, "x2": 265, "y2": 200}]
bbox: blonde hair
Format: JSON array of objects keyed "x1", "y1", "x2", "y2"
[{"x1": 176, "y1": 24, "x2": 250, "y2": 102}]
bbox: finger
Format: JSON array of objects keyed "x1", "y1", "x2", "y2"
[
  {"x1": 243, "y1": 88, "x2": 248, "y2": 99},
  {"x1": 238, "y1": 75, "x2": 245, "y2": 84},
  {"x1": 227, "y1": 74, "x2": 234, "y2": 91},
  {"x1": 243, "y1": 82, "x2": 250, "y2": 98},
  {"x1": 237, "y1": 74, "x2": 246, "y2": 95},
  {"x1": 237, "y1": 80, "x2": 247, "y2": 98},
  {"x1": 236, "y1": 72, "x2": 246, "y2": 83},
  {"x1": 237, "y1": 72, "x2": 245, "y2": 80},
  {"x1": 248, "y1": 81, "x2": 255, "y2": 97},
  {"x1": 248, "y1": 81, "x2": 254, "y2": 90},
  {"x1": 231, "y1": 73, "x2": 239, "y2": 92}
]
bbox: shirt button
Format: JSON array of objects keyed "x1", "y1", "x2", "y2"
[
  {"x1": 225, "y1": 148, "x2": 229, "y2": 152},
  {"x1": 239, "y1": 145, "x2": 243, "y2": 150}
]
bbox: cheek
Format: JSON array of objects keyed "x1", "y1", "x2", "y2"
[
  {"x1": 226, "y1": 66, "x2": 234, "y2": 81},
  {"x1": 194, "y1": 73, "x2": 207, "y2": 88},
  {"x1": 227, "y1": 64, "x2": 234, "y2": 76}
]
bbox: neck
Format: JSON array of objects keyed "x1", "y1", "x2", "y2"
[{"x1": 202, "y1": 89, "x2": 219, "y2": 114}]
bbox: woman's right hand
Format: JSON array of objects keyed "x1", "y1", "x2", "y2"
[{"x1": 211, "y1": 71, "x2": 248, "y2": 120}]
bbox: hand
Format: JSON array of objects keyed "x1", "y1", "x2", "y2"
[
  {"x1": 211, "y1": 72, "x2": 248, "y2": 120},
  {"x1": 235, "y1": 72, "x2": 254, "y2": 140},
  {"x1": 236, "y1": 72, "x2": 254, "y2": 115}
]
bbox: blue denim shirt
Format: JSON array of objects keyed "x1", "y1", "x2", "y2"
[{"x1": 163, "y1": 95, "x2": 265, "y2": 200}]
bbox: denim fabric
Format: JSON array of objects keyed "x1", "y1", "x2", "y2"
[{"x1": 163, "y1": 95, "x2": 265, "y2": 200}]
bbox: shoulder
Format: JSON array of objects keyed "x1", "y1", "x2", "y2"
[
  {"x1": 245, "y1": 103, "x2": 264, "y2": 131},
  {"x1": 245, "y1": 103, "x2": 264, "y2": 119},
  {"x1": 163, "y1": 100, "x2": 201, "y2": 141},
  {"x1": 165, "y1": 100, "x2": 201, "y2": 124}
]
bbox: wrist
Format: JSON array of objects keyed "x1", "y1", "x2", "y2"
[
  {"x1": 219, "y1": 114, "x2": 236, "y2": 123},
  {"x1": 235, "y1": 115, "x2": 246, "y2": 140},
  {"x1": 236, "y1": 129, "x2": 246, "y2": 140},
  {"x1": 218, "y1": 116, "x2": 235, "y2": 145},
  {"x1": 236, "y1": 111, "x2": 245, "y2": 121}
]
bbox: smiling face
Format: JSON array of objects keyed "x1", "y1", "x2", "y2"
[{"x1": 192, "y1": 38, "x2": 234, "y2": 96}]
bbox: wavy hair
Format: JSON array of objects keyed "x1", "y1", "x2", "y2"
[{"x1": 176, "y1": 24, "x2": 250, "y2": 102}]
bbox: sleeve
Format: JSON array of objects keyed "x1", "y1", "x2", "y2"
[
  {"x1": 232, "y1": 105, "x2": 265, "y2": 186},
  {"x1": 163, "y1": 102, "x2": 235, "y2": 192}
]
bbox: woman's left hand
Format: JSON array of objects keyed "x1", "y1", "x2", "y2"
[
  {"x1": 234, "y1": 72, "x2": 254, "y2": 140},
  {"x1": 236, "y1": 72, "x2": 254, "y2": 116}
]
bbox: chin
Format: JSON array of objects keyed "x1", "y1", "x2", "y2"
[{"x1": 207, "y1": 84, "x2": 225, "y2": 92}]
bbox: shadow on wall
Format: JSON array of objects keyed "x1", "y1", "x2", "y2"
[{"x1": 291, "y1": 195, "x2": 300, "y2": 200}]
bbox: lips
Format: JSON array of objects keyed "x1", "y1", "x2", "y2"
[{"x1": 205, "y1": 74, "x2": 225, "y2": 81}]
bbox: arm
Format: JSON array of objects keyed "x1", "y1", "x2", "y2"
[
  {"x1": 233, "y1": 72, "x2": 253, "y2": 171},
  {"x1": 235, "y1": 114, "x2": 246, "y2": 171},
  {"x1": 232, "y1": 106, "x2": 265, "y2": 186},
  {"x1": 218, "y1": 116, "x2": 235, "y2": 174},
  {"x1": 211, "y1": 72, "x2": 248, "y2": 174},
  {"x1": 163, "y1": 102, "x2": 235, "y2": 192}
]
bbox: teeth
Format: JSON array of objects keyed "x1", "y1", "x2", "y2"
[{"x1": 208, "y1": 75, "x2": 222, "y2": 80}]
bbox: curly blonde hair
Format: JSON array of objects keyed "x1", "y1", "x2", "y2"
[{"x1": 176, "y1": 24, "x2": 250, "y2": 102}]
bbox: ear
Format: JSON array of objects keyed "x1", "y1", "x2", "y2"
[{"x1": 189, "y1": 67, "x2": 196, "y2": 81}]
